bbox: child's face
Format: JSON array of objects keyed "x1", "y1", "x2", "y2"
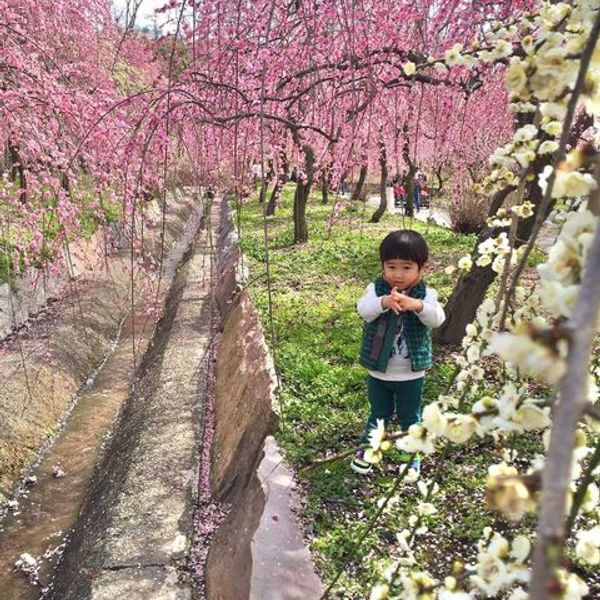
[{"x1": 382, "y1": 259, "x2": 423, "y2": 291}]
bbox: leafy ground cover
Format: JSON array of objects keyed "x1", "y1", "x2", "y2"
[{"x1": 237, "y1": 187, "x2": 594, "y2": 598}]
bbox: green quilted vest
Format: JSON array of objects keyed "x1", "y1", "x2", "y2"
[{"x1": 358, "y1": 278, "x2": 432, "y2": 373}]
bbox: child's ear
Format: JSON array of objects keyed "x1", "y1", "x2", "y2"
[{"x1": 419, "y1": 261, "x2": 428, "y2": 275}]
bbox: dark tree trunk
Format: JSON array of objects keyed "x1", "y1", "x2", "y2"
[
  {"x1": 321, "y1": 166, "x2": 329, "y2": 204},
  {"x1": 258, "y1": 161, "x2": 275, "y2": 203},
  {"x1": 258, "y1": 179, "x2": 268, "y2": 203},
  {"x1": 351, "y1": 163, "x2": 367, "y2": 201},
  {"x1": 293, "y1": 144, "x2": 315, "y2": 244},
  {"x1": 435, "y1": 111, "x2": 593, "y2": 345},
  {"x1": 266, "y1": 174, "x2": 284, "y2": 216},
  {"x1": 438, "y1": 264, "x2": 498, "y2": 344},
  {"x1": 401, "y1": 122, "x2": 416, "y2": 217},
  {"x1": 370, "y1": 136, "x2": 388, "y2": 223},
  {"x1": 280, "y1": 151, "x2": 290, "y2": 180},
  {"x1": 434, "y1": 166, "x2": 444, "y2": 193}
]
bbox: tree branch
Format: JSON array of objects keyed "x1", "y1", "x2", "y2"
[{"x1": 530, "y1": 212, "x2": 600, "y2": 598}]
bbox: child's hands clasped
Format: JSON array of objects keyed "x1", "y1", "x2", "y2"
[{"x1": 381, "y1": 288, "x2": 424, "y2": 314}]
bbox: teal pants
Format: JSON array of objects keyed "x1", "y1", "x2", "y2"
[{"x1": 361, "y1": 375, "x2": 424, "y2": 442}]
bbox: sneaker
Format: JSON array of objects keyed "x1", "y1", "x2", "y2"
[
  {"x1": 351, "y1": 450, "x2": 372, "y2": 475},
  {"x1": 408, "y1": 457, "x2": 421, "y2": 476},
  {"x1": 398, "y1": 452, "x2": 420, "y2": 476}
]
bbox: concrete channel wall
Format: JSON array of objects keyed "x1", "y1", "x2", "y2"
[
  {"x1": 205, "y1": 197, "x2": 322, "y2": 600},
  {"x1": 204, "y1": 197, "x2": 279, "y2": 600},
  {"x1": 0, "y1": 190, "x2": 201, "y2": 507}
]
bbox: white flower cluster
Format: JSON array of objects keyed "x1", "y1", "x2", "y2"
[
  {"x1": 370, "y1": 529, "x2": 534, "y2": 599},
  {"x1": 538, "y1": 164, "x2": 598, "y2": 199},
  {"x1": 473, "y1": 382, "x2": 551, "y2": 435},
  {"x1": 475, "y1": 232, "x2": 522, "y2": 274},
  {"x1": 363, "y1": 419, "x2": 392, "y2": 464},
  {"x1": 396, "y1": 403, "x2": 478, "y2": 455},
  {"x1": 491, "y1": 321, "x2": 568, "y2": 384},
  {"x1": 575, "y1": 526, "x2": 600, "y2": 565},
  {"x1": 468, "y1": 1, "x2": 600, "y2": 200},
  {"x1": 486, "y1": 463, "x2": 537, "y2": 522},
  {"x1": 538, "y1": 206, "x2": 598, "y2": 318},
  {"x1": 470, "y1": 529, "x2": 531, "y2": 597},
  {"x1": 488, "y1": 204, "x2": 597, "y2": 385}
]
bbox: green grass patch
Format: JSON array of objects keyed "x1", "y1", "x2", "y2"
[{"x1": 236, "y1": 185, "x2": 587, "y2": 598}]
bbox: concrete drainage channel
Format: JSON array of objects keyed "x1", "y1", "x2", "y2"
[{"x1": 0, "y1": 195, "x2": 323, "y2": 599}]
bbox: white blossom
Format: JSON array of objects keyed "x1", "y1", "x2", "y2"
[
  {"x1": 369, "y1": 583, "x2": 390, "y2": 600},
  {"x1": 422, "y1": 403, "x2": 448, "y2": 435},
  {"x1": 368, "y1": 419, "x2": 386, "y2": 451},
  {"x1": 445, "y1": 43, "x2": 465, "y2": 66},
  {"x1": 397, "y1": 424, "x2": 435, "y2": 454},
  {"x1": 575, "y1": 527, "x2": 600, "y2": 565},
  {"x1": 458, "y1": 255, "x2": 473, "y2": 270},
  {"x1": 444, "y1": 415, "x2": 478, "y2": 444},
  {"x1": 510, "y1": 535, "x2": 531, "y2": 563},
  {"x1": 491, "y1": 331, "x2": 567, "y2": 384}
]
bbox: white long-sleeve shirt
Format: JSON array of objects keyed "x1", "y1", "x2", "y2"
[{"x1": 357, "y1": 283, "x2": 445, "y2": 381}]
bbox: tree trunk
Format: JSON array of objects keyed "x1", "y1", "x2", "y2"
[
  {"x1": 401, "y1": 122, "x2": 415, "y2": 217},
  {"x1": 266, "y1": 174, "x2": 284, "y2": 216},
  {"x1": 321, "y1": 166, "x2": 329, "y2": 204},
  {"x1": 258, "y1": 179, "x2": 268, "y2": 203},
  {"x1": 280, "y1": 150, "x2": 290, "y2": 180},
  {"x1": 437, "y1": 264, "x2": 498, "y2": 344},
  {"x1": 8, "y1": 141, "x2": 27, "y2": 203},
  {"x1": 434, "y1": 166, "x2": 444, "y2": 194},
  {"x1": 370, "y1": 136, "x2": 388, "y2": 223},
  {"x1": 293, "y1": 144, "x2": 315, "y2": 244},
  {"x1": 293, "y1": 184, "x2": 308, "y2": 242},
  {"x1": 258, "y1": 161, "x2": 275, "y2": 203},
  {"x1": 351, "y1": 163, "x2": 367, "y2": 201}
]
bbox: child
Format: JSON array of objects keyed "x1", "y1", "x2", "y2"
[{"x1": 352, "y1": 230, "x2": 445, "y2": 475}]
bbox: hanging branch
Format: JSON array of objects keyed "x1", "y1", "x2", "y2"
[{"x1": 530, "y1": 208, "x2": 600, "y2": 598}]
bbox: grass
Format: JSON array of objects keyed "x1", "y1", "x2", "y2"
[{"x1": 237, "y1": 185, "x2": 598, "y2": 598}]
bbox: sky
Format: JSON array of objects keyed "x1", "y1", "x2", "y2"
[{"x1": 111, "y1": 0, "x2": 173, "y2": 30}]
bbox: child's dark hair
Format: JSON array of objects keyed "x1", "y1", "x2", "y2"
[{"x1": 379, "y1": 230, "x2": 428, "y2": 266}]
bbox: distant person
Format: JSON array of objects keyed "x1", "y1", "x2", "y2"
[
  {"x1": 351, "y1": 230, "x2": 445, "y2": 475},
  {"x1": 393, "y1": 180, "x2": 406, "y2": 209},
  {"x1": 420, "y1": 180, "x2": 430, "y2": 208},
  {"x1": 413, "y1": 179, "x2": 421, "y2": 212}
]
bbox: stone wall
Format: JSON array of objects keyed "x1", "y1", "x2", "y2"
[{"x1": 205, "y1": 197, "x2": 278, "y2": 600}]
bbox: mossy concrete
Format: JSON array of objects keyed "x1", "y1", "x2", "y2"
[{"x1": 0, "y1": 190, "x2": 198, "y2": 507}]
